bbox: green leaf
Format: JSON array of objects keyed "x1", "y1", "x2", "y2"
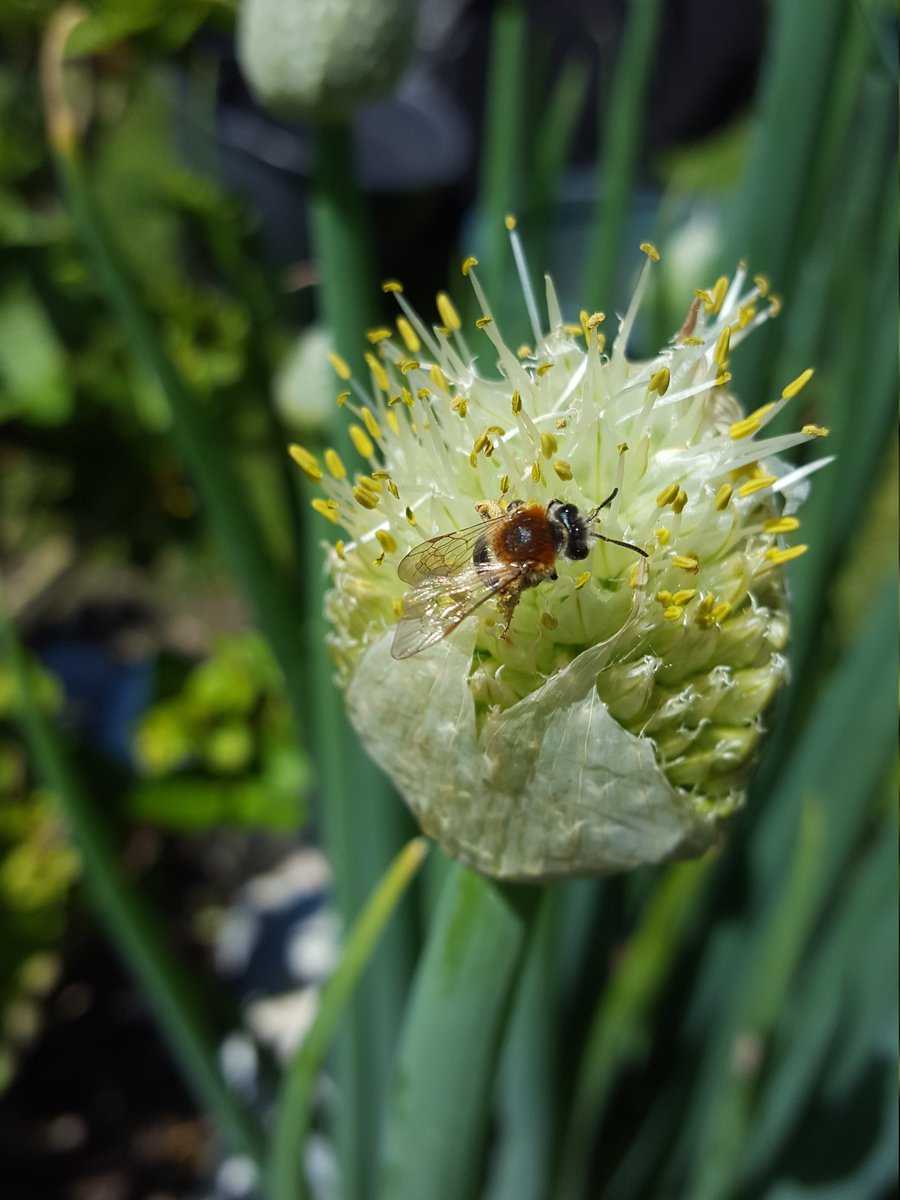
[
  {"x1": 583, "y1": 0, "x2": 665, "y2": 313},
  {"x1": 269, "y1": 837, "x2": 429, "y2": 1200},
  {"x1": 379, "y1": 863, "x2": 534, "y2": 1200},
  {"x1": 0, "y1": 277, "x2": 70, "y2": 424}
]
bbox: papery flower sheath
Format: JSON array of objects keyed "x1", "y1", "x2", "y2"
[{"x1": 290, "y1": 230, "x2": 831, "y2": 880}]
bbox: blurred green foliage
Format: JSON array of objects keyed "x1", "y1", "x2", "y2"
[{"x1": 132, "y1": 634, "x2": 310, "y2": 831}]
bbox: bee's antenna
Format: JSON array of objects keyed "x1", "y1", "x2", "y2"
[
  {"x1": 597, "y1": 533, "x2": 648, "y2": 559},
  {"x1": 585, "y1": 488, "x2": 618, "y2": 522}
]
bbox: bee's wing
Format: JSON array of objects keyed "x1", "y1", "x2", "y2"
[
  {"x1": 391, "y1": 560, "x2": 524, "y2": 660},
  {"x1": 397, "y1": 516, "x2": 507, "y2": 585}
]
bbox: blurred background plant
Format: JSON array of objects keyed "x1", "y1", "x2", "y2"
[{"x1": 0, "y1": 1, "x2": 896, "y2": 1198}]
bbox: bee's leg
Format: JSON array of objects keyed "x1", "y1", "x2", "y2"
[{"x1": 497, "y1": 587, "x2": 522, "y2": 641}]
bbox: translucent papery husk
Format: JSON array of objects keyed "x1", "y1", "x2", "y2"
[{"x1": 349, "y1": 624, "x2": 722, "y2": 881}]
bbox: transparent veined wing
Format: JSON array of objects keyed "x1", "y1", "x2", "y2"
[
  {"x1": 391, "y1": 560, "x2": 524, "y2": 660},
  {"x1": 397, "y1": 515, "x2": 507, "y2": 585}
]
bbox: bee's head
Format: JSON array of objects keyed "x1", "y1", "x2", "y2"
[{"x1": 548, "y1": 500, "x2": 590, "y2": 560}]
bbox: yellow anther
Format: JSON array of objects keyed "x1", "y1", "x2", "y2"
[
  {"x1": 672, "y1": 554, "x2": 700, "y2": 573},
  {"x1": 540, "y1": 432, "x2": 558, "y2": 459},
  {"x1": 802, "y1": 423, "x2": 829, "y2": 438},
  {"x1": 574, "y1": 571, "x2": 592, "y2": 590},
  {"x1": 361, "y1": 407, "x2": 382, "y2": 440},
  {"x1": 655, "y1": 590, "x2": 673, "y2": 605},
  {"x1": 655, "y1": 527, "x2": 671, "y2": 545},
  {"x1": 639, "y1": 241, "x2": 661, "y2": 262},
  {"x1": 715, "y1": 326, "x2": 731, "y2": 368},
  {"x1": 553, "y1": 459, "x2": 573, "y2": 481},
  {"x1": 417, "y1": 388, "x2": 431, "y2": 401},
  {"x1": 335, "y1": 539, "x2": 346, "y2": 560},
  {"x1": 451, "y1": 396, "x2": 468, "y2": 417},
  {"x1": 753, "y1": 274, "x2": 770, "y2": 297},
  {"x1": 436, "y1": 292, "x2": 461, "y2": 332},
  {"x1": 556, "y1": 418, "x2": 568, "y2": 430},
  {"x1": 617, "y1": 442, "x2": 629, "y2": 456},
  {"x1": 738, "y1": 302, "x2": 757, "y2": 328},
  {"x1": 288, "y1": 444, "x2": 322, "y2": 481},
  {"x1": 358, "y1": 471, "x2": 382, "y2": 490},
  {"x1": 336, "y1": 390, "x2": 351, "y2": 406},
  {"x1": 404, "y1": 505, "x2": 416, "y2": 524},
  {"x1": 395, "y1": 317, "x2": 420, "y2": 353},
  {"x1": 629, "y1": 560, "x2": 647, "y2": 589},
  {"x1": 472, "y1": 432, "x2": 489, "y2": 455},
  {"x1": 672, "y1": 488, "x2": 688, "y2": 515},
  {"x1": 475, "y1": 315, "x2": 493, "y2": 329},
  {"x1": 531, "y1": 460, "x2": 543, "y2": 483},
  {"x1": 386, "y1": 410, "x2": 400, "y2": 435},
  {"x1": 392, "y1": 597, "x2": 404, "y2": 617},
  {"x1": 352, "y1": 484, "x2": 380, "y2": 510},
  {"x1": 649, "y1": 367, "x2": 670, "y2": 395},
  {"x1": 376, "y1": 530, "x2": 397, "y2": 554},
  {"x1": 663, "y1": 605, "x2": 684, "y2": 622},
  {"x1": 729, "y1": 414, "x2": 764, "y2": 440},
  {"x1": 781, "y1": 367, "x2": 815, "y2": 399},
  {"x1": 657, "y1": 483, "x2": 680, "y2": 508},
  {"x1": 714, "y1": 483, "x2": 733, "y2": 510},
  {"x1": 349, "y1": 425, "x2": 375, "y2": 459},
  {"x1": 398, "y1": 358, "x2": 420, "y2": 376},
  {"x1": 324, "y1": 448, "x2": 346, "y2": 480},
  {"x1": 426, "y1": 365, "x2": 445, "y2": 393},
  {"x1": 328, "y1": 352, "x2": 351, "y2": 380},
  {"x1": 586, "y1": 311, "x2": 606, "y2": 328},
  {"x1": 388, "y1": 478, "x2": 400, "y2": 499},
  {"x1": 381, "y1": 279, "x2": 404, "y2": 293},
  {"x1": 373, "y1": 551, "x2": 385, "y2": 566},
  {"x1": 541, "y1": 612, "x2": 559, "y2": 630},
  {"x1": 499, "y1": 474, "x2": 510, "y2": 494},
  {"x1": 364, "y1": 352, "x2": 389, "y2": 392},
  {"x1": 504, "y1": 213, "x2": 517, "y2": 230},
  {"x1": 579, "y1": 309, "x2": 591, "y2": 339},
  {"x1": 366, "y1": 327, "x2": 392, "y2": 343},
  {"x1": 461, "y1": 255, "x2": 479, "y2": 276},
  {"x1": 682, "y1": 335, "x2": 704, "y2": 347},
  {"x1": 698, "y1": 593, "x2": 716, "y2": 615},
  {"x1": 766, "y1": 543, "x2": 808, "y2": 565},
  {"x1": 516, "y1": 344, "x2": 533, "y2": 358},
  {"x1": 764, "y1": 516, "x2": 800, "y2": 534},
  {"x1": 694, "y1": 288, "x2": 714, "y2": 309},
  {"x1": 563, "y1": 323, "x2": 582, "y2": 336},
  {"x1": 710, "y1": 275, "x2": 729, "y2": 314},
  {"x1": 711, "y1": 601, "x2": 732, "y2": 622},
  {"x1": 311, "y1": 497, "x2": 339, "y2": 523},
  {"x1": 737, "y1": 474, "x2": 777, "y2": 498},
  {"x1": 768, "y1": 295, "x2": 782, "y2": 317},
  {"x1": 715, "y1": 371, "x2": 733, "y2": 389},
  {"x1": 511, "y1": 390, "x2": 522, "y2": 414},
  {"x1": 672, "y1": 588, "x2": 697, "y2": 606},
  {"x1": 536, "y1": 361, "x2": 554, "y2": 377}
]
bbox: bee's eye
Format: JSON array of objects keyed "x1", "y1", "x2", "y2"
[{"x1": 555, "y1": 503, "x2": 578, "y2": 525}]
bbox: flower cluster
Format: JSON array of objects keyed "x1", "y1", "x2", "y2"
[{"x1": 290, "y1": 229, "x2": 830, "y2": 880}]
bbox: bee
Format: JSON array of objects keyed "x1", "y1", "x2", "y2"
[{"x1": 391, "y1": 487, "x2": 648, "y2": 659}]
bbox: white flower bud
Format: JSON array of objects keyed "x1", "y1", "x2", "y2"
[{"x1": 237, "y1": 0, "x2": 416, "y2": 121}]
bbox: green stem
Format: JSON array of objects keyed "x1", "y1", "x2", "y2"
[
  {"x1": 380, "y1": 864, "x2": 537, "y2": 1200},
  {"x1": 269, "y1": 838, "x2": 430, "y2": 1200},
  {"x1": 0, "y1": 600, "x2": 266, "y2": 1165},
  {"x1": 307, "y1": 119, "x2": 416, "y2": 1200},
  {"x1": 583, "y1": 0, "x2": 664, "y2": 314}
]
